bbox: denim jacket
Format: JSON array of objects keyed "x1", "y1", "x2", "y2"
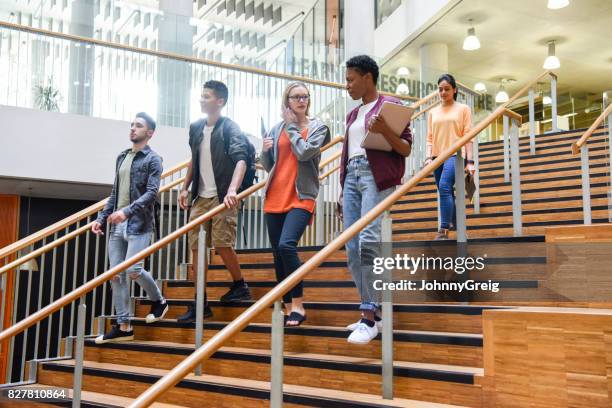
[
  {"x1": 96, "y1": 145, "x2": 163, "y2": 235},
  {"x1": 261, "y1": 118, "x2": 331, "y2": 201}
]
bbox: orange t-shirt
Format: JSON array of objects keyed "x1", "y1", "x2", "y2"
[{"x1": 264, "y1": 128, "x2": 316, "y2": 214}]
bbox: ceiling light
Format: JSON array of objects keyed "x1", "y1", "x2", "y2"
[
  {"x1": 474, "y1": 82, "x2": 487, "y2": 93},
  {"x1": 495, "y1": 82, "x2": 509, "y2": 103},
  {"x1": 396, "y1": 82, "x2": 410, "y2": 95},
  {"x1": 543, "y1": 40, "x2": 560, "y2": 70},
  {"x1": 463, "y1": 20, "x2": 480, "y2": 51},
  {"x1": 396, "y1": 67, "x2": 410, "y2": 77},
  {"x1": 543, "y1": 96, "x2": 552, "y2": 105},
  {"x1": 547, "y1": 0, "x2": 569, "y2": 10}
]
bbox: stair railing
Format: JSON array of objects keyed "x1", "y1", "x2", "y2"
[
  {"x1": 571, "y1": 102, "x2": 612, "y2": 224},
  {"x1": 0, "y1": 136, "x2": 343, "y2": 387},
  {"x1": 124, "y1": 71, "x2": 554, "y2": 408}
]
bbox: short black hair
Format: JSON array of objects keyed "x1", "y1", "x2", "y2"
[
  {"x1": 203, "y1": 80, "x2": 229, "y2": 106},
  {"x1": 346, "y1": 55, "x2": 379, "y2": 85},
  {"x1": 135, "y1": 112, "x2": 156, "y2": 131},
  {"x1": 437, "y1": 74, "x2": 458, "y2": 100}
]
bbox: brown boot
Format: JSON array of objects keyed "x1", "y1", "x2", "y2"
[{"x1": 434, "y1": 228, "x2": 449, "y2": 240}]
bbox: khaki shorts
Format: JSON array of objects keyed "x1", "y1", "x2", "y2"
[{"x1": 188, "y1": 196, "x2": 237, "y2": 250}]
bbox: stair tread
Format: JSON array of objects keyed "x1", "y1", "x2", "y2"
[
  {"x1": 85, "y1": 340, "x2": 483, "y2": 375},
  {"x1": 42, "y1": 360, "x2": 466, "y2": 407},
  {"x1": 10, "y1": 384, "x2": 185, "y2": 407}
]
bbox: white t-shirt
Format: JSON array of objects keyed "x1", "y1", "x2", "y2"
[
  {"x1": 348, "y1": 100, "x2": 378, "y2": 159},
  {"x1": 198, "y1": 125, "x2": 217, "y2": 198}
]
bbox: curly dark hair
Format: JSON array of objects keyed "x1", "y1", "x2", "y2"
[
  {"x1": 203, "y1": 80, "x2": 229, "y2": 106},
  {"x1": 346, "y1": 55, "x2": 379, "y2": 85}
]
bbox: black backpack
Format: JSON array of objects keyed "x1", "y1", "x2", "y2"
[{"x1": 222, "y1": 121, "x2": 258, "y2": 193}]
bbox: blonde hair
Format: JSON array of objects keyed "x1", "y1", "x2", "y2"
[{"x1": 282, "y1": 81, "x2": 310, "y2": 117}]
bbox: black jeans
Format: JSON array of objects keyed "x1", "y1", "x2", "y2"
[{"x1": 266, "y1": 208, "x2": 311, "y2": 304}]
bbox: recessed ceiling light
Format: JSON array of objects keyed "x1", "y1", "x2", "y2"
[
  {"x1": 474, "y1": 82, "x2": 487, "y2": 93},
  {"x1": 495, "y1": 81, "x2": 509, "y2": 103},
  {"x1": 463, "y1": 20, "x2": 481, "y2": 51},
  {"x1": 543, "y1": 40, "x2": 560, "y2": 70},
  {"x1": 547, "y1": 0, "x2": 569, "y2": 10},
  {"x1": 396, "y1": 82, "x2": 410, "y2": 95},
  {"x1": 396, "y1": 67, "x2": 410, "y2": 77}
]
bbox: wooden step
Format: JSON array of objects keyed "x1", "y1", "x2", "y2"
[
  {"x1": 391, "y1": 220, "x2": 611, "y2": 241},
  {"x1": 478, "y1": 131, "x2": 608, "y2": 157},
  {"x1": 112, "y1": 319, "x2": 483, "y2": 367},
  {"x1": 477, "y1": 127, "x2": 606, "y2": 153},
  {"x1": 134, "y1": 300, "x2": 504, "y2": 334},
  {"x1": 37, "y1": 360, "x2": 472, "y2": 407},
  {"x1": 1, "y1": 384, "x2": 185, "y2": 407},
  {"x1": 392, "y1": 208, "x2": 610, "y2": 231}
]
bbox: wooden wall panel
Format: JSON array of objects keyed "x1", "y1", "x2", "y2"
[
  {"x1": 0, "y1": 194, "x2": 20, "y2": 384},
  {"x1": 483, "y1": 308, "x2": 612, "y2": 407}
]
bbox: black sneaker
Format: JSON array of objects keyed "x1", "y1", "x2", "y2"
[
  {"x1": 145, "y1": 299, "x2": 169, "y2": 323},
  {"x1": 176, "y1": 302, "x2": 213, "y2": 324},
  {"x1": 94, "y1": 325, "x2": 134, "y2": 344},
  {"x1": 220, "y1": 282, "x2": 252, "y2": 302}
]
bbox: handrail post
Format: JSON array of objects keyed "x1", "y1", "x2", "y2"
[
  {"x1": 316, "y1": 180, "x2": 325, "y2": 246},
  {"x1": 455, "y1": 149, "x2": 467, "y2": 243},
  {"x1": 380, "y1": 211, "x2": 393, "y2": 399},
  {"x1": 529, "y1": 87, "x2": 536, "y2": 155},
  {"x1": 503, "y1": 114, "x2": 510, "y2": 183},
  {"x1": 608, "y1": 112, "x2": 612, "y2": 219},
  {"x1": 270, "y1": 300, "x2": 284, "y2": 407},
  {"x1": 72, "y1": 299, "x2": 86, "y2": 408},
  {"x1": 551, "y1": 76, "x2": 558, "y2": 132},
  {"x1": 194, "y1": 226, "x2": 206, "y2": 376},
  {"x1": 580, "y1": 144, "x2": 592, "y2": 225},
  {"x1": 473, "y1": 132, "x2": 480, "y2": 214},
  {"x1": 510, "y1": 118, "x2": 523, "y2": 236}
]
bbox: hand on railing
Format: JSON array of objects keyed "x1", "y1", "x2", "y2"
[{"x1": 91, "y1": 221, "x2": 104, "y2": 236}]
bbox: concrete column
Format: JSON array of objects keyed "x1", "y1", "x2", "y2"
[
  {"x1": 343, "y1": 0, "x2": 375, "y2": 110},
  {"x1": 343, "y1": 0, "x2": 375, "y2": 59},
  {"x1": 68, "y1": 0, "x2": 95, "y2": 115},
  {"x1": 419, "y1": 43, "x2": 448, "y2": 98},
  {"x1": 157, "y1": 0, "x2": 193, "y2": 127}
]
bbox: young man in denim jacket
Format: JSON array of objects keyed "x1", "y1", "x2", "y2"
[{"x1": 92, "y1": 112, "x2": 167, "y2": 343}]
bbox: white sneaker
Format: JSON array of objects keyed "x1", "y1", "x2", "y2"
[
  {"x1": 346, "y1": 319, "x2": 382, "y2": 331},
  {"x1": 347, "y1": 322, "x2": 378, "y2": 344}
]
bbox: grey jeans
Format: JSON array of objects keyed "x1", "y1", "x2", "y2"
[{"x1": 109, "y1": 221, "x2": 162, "y2": 324}]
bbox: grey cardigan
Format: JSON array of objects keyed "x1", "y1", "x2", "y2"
[{"x1": 261, "y1": 118, "x2": 331, "y2": 201}]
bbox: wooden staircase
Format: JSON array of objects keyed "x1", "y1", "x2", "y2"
[
  {"x1": 14, "y1": 128, "x2": 612, "y2": 407},
  {"x1": 25, "y1": 241, "x2": 560, "y2": 408},
  {"x1": 392, "y1": 128, "x2": 610, "y2": 240}
]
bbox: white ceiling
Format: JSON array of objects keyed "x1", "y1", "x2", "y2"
[{"x1": 383, "y1": 0, "x2": 612, "y2": 96}]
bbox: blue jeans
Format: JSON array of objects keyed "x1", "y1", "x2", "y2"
[
  {"x1": 433, "y1": 156, "x2": 457, "y2": 230},
  {"x1": 343, "y1": 156, "x2": 394, "y2": 312},
  {"x1": 266, "y1": 209, "x2": 312, "y2": 304},
  {"x1": 109, "y1": 221, "x2": 163, "y2": 324}
]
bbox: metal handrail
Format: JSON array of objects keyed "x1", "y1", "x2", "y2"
[
  {"x1": 572, "y1": 103, "x2": 612, "y2": 155},
  {"x1": 0, "y1": 137, "x2": 342, "y2": 343},
  {"x1": 0, "y1": 176, "x2": 185, "y2": 275},
  {"x1": 0, "y1": 21, "x2": 416, "y2": 102},
  {"x1": 0, "y1": 135, "x2": 344, "y2": 270},
  {"x1": 127, "y1": 71, "x2": 554, "y2": 408},
  {"x1": 0, "y1": 160, "x2": 190, "y2": 261}
]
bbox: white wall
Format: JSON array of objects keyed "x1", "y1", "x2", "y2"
[
  {"x1": 0, "y1": 105, "x2": 190, "y2": 187},
  {"x1": 374, "y1": 0, "x2": 460, "y2": 60}
]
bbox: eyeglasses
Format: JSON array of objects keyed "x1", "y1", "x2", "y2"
[{"x1": 288, "y1": 95, "x2": 310, "y2": 102}]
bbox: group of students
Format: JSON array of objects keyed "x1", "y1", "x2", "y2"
[{"x1": 91, "y1": 55, "x2": 474, "y2": 346}]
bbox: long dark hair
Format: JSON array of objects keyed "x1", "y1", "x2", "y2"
[{"x1": 437, "y1": 74, "x2": 458, "y2": 101}]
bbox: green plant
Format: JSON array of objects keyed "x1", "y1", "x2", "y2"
[{"x1": 34, "y1": 79, "x2": 62, "y2": 111}]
